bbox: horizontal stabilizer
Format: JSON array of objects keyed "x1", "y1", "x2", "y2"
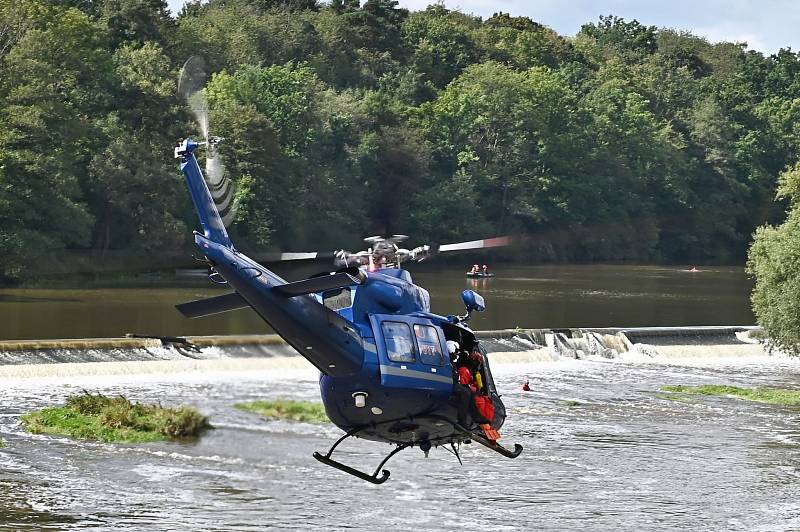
[
  {"x1": 176, "y1": 292, "x2": 250, "y2": 319},
  {"x1": 272, "y1": 268, "x2": 366, "y2": 297}
]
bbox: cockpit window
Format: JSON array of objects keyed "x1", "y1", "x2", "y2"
[
  {"x1": 414, "y1": 324, "x2": 444, "y2": 366},
  {"x1": 381, "y1": 321, "x2": 416, "y2": 363}
]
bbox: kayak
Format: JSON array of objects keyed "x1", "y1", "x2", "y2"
[{"x1": 466, "y1": 272, "x2": 495, "y2": 278}]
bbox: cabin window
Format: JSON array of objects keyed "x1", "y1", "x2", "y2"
[
  {"x1": 323, "y1": 288, "x2": 352, "y2": 310},
  {"x1": 381, "y1": 321, "x2": 416, "y2": 363},
  {"x1": 414, "y1": 324, "x2": 444, "y2": 366}
]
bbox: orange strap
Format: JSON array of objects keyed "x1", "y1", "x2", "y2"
[{"x1": 479, "y1": 424, "x2": 501, "y2": 443}]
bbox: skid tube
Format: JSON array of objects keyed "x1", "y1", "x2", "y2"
[
  {"x1": 454, "y1": 423, "x2": 523, "y2": 458},
  {"x1": 313, "y1": 424, "x2": 412, "y2": 484},
  {"x1": 313, "y1": 415, "x2": 523, "y2": 483}
]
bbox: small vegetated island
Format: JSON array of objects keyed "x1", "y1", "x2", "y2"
[
  {"x1": 660, "y1": 385, "x2": 800, "y2": 405},
  {"x1": 21, "y1": 392, "x2": 211, "y2": 443},
  {"x1": 235, "y1": 399, "x2": 329, "y2": 424}
]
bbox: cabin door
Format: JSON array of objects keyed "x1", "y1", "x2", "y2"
[{"x1": 369, "y1": 314, "x2": 452, "y2": 393}]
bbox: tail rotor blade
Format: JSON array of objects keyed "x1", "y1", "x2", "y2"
[{"x1": 179, "y1": 56, "x2": 239, "y2": 228}]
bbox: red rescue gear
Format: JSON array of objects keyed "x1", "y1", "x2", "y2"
[
  {"x1": 479, "y1": 423, "x2": 501, "y2": 443},
  {"x1": 457, "y1": 366, "x2": 472, "y2": 385},
  {"x1": 474, "y1": 394, "x2": 495, "y2": 422}
]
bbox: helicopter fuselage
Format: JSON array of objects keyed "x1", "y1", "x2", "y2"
[
  {"x1": 175, "y1": 138, "x2": 517, "y2": 480},
  {"x1": 197, "y1": 230, "x2": 505, "y2": 446}
]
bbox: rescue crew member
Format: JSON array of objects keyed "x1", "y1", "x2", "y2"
[{"x1": 449, "y1": 341, "x2": 473, "y2": 426}]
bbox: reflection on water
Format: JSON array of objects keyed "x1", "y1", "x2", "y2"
[
  {"x1": 0, "y1": 265, "x2": 754, "y2": 340},
  {"x1": 0, "y1": 355, "x2": 798, "y2": 530}
]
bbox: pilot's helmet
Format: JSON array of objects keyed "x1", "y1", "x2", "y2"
[{"x1": 446, "y1": 340, "x2": 460, "y2": 355}]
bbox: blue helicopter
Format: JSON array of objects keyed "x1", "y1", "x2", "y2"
[{"x1": 174, "y1": 138, "x2": 522, "y2": 484}]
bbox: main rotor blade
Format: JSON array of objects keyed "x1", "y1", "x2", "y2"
[
  {"x1": 251, "y1": 251, "x2": 337, "y2": 262},
  {"x1": 437, "y1": 236, "x2": 512, "y2": 252}
]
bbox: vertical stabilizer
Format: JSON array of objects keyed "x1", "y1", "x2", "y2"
[{"x1": 175, "y1": 138, "x2": 233, "y2": 248}]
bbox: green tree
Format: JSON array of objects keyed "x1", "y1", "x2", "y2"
[
  {"x1": 417, "y1": 62, "x2": 580, "y2": 241},
  {"x1": 402, "y1": 5, "x2": 480, "y2": 98},
  {"x1": 0, "y1": 5, "x2": 111, "y2": 277},
  {"x1": 205, "y1": 63, "x2": 367, "y2": 249},
  {"x1": 748, "y1": 164, "x2": 800, "y2": 354},
  {"x1": 578, "y1": 15, "x2": 657, "y2": 61}
]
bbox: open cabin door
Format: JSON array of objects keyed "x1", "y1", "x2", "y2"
[{"x1": 369, "y1": 314, "x2": 453, "y2": 393}]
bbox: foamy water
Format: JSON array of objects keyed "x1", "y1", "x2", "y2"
[{"x1": 1, "y1": 352, "x2": 799, "y2": 531}]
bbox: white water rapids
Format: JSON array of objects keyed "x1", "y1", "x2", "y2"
[{"x1": 1, "y1": 348, "x2": 799, "y2": 530}]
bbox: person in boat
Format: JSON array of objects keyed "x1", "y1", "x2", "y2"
[
  {"x1": 482, "y1": 264, "x2": 489, "y2": 275},
  {"x1": 521, "y1": 378, "x2": 531, "y2": 391},
  {"x1": 469, "y1": 264, "x2": 480, "y2": 275}
]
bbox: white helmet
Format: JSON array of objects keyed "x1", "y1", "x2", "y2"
[{"x1": 446, "y1": 340, "x2": 460, "y2": 355}]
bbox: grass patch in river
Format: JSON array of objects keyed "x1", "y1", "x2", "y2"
[
  {"x1": 563, "y1": 400, "x2": 582, "y2": 407},
  {"x1": 0, "y1": 438, "x2": 5, "y2": 448},
  {"x1": 235, "y1": 399, "x2": 329, "y2": 423},
  {"x1": 21, "y1": 392, "x2": 211, "y2": 443},
  {"x1": 660, "y1": 385, "x2": 800, "y2": 405}
]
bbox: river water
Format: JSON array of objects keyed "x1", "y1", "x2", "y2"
[
  {"x1": 1, "y1": 351, "x2": 799, "y2": 531},
  {"x1": 0, "y1": 265, "x2": 753, "y2": 340},
  {"x1": 2, "y1": 264, "x2": 789, "y2": 530}
]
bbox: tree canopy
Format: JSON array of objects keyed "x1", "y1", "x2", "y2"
[{"x1": 1, "y1": 1, "x2": 800, "y2": 282}]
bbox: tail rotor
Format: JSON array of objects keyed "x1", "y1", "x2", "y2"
[{"x1": 178, "y1": 56, "x2": 239, "y2": 228}]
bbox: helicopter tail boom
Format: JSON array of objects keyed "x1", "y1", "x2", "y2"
[{"x1": 175, "y1": 139, "x2": 233, "y2": 248}]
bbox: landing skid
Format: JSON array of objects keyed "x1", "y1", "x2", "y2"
[
  {"x1": 312, "y1": 425, "x2": 411, "y2": 485},
  {"x1": 314, "y1": 417, "x2": 523, "y2": 484},
  {"x1": 454, "y1": 423, "x2": 523, "y2": 458}
]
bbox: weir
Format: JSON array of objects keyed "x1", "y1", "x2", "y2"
[{"x1": 0, "y1": 326, "x2": 770, "y2": 379}]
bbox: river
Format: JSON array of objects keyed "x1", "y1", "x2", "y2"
[
  {"x1": 3, "y1": 263, "x2": 789, "y2": 531},
  {"x1": 0, "y1": 264, "x2": 753, "y2": 340},
  {"x1": 1, "y1": 352, "x2": 798, "y2": 530}
]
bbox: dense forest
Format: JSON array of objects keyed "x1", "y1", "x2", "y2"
[{"x1": 2, "y1": 0, "x2": 800, "y2": 281}]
